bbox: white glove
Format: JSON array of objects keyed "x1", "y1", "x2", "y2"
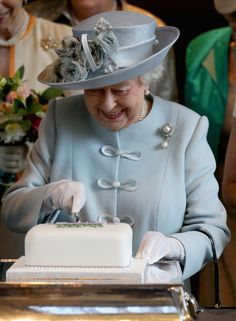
[
  {"x1": 0, "y1": 144, "x2": 28, "y2": 174},
  {"x1": 135, "y1": 231, "x2": 185, "y2": 264},
  {"x1": 43, "y1": 179, "x2": 86, "y2": 215},
  {"x1": 145, "y1": 265, "x2": 173, "y2": 284}
]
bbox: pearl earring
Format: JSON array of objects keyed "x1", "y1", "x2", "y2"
[{"x1": 144, "y1": 89, "x2": 150, "y2": 97}]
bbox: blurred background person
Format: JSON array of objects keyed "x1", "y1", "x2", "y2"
[
  {"x1": 185, "y1": 0, "x2": 236, "y2": 306},
  {"x1": 0, "y1": 0, "x2": 71, "y2": 258},
  {"x1": 0, "y1": 0, "x2": 71, "y2": 90},
  {"x1": 185, "y1": 0, "x2": 236, "y2": 184},
  {"x1": 223, "y1": 101, "x2": 236, "y2": 210},
  {"x1": 25, "y1": 0, "x2": 179, "y2": 102}
]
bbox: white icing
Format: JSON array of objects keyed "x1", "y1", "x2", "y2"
[
  {"x1": 25, "y1": 223, "x2": 133, "y2": 268},
  {"x1": 6, "y1": 256, "x2": 147, "y2": 283}
]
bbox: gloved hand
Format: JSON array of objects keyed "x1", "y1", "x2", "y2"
[
  {"x1": 135, "y1": 231, "x2": 185, "y2": 264},
  {"x1": 0, "y1": 144, "x2": 28, "y2": 174},
  {"x1": 43, "y1": 179, "x2": 86, "y2": 215}
]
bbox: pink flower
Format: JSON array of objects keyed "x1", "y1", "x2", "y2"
[
  {"x1": 6, "y1": 91, "x2": 18, "y2": 103},
  {"x1": 17, "y1": 84, "x2": 31, "y2": 100}
]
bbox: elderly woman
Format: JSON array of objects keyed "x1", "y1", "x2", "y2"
[{"x1": 1, "y1": 11, "x2": 230, "y2": 282}]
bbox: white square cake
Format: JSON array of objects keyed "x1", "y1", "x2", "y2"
[
  {"x1": 6, "y1": 222, "x2": 147, "y2": 282},
  {"x1": 25, "y1": 222, "x2": 132, "y2": 267}
]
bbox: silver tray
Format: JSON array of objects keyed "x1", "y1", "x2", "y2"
[{"x1": 0, "y1": 259, "x2": 194, "y2": 321}]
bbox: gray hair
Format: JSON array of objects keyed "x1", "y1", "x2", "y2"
[{"x1": 139, "y1": 65, "x2": 164, "y2": 86}]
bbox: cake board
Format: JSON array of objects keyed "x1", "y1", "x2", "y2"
[{"x1": 6, "y1": 256, "x2": 147, "y2": 283}]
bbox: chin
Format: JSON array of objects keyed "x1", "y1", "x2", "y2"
[{"x1": 101, "y1": 122, "x2": 123, "y2": 131}]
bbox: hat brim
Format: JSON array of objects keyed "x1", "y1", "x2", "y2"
[{"x1": 38, "y1": 26, "x2": 179, "y2": 90}]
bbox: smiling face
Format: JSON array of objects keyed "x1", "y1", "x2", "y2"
[
  {"x1": 84, "y1": 78, "x2": 149, "y2": 131},
  {"x1": 0, "y1": 0, "x2": 23, "y2": 36}
]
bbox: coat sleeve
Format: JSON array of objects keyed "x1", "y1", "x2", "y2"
[
  {"x1": 1, "y1": 99, "x2": 58, "y2": 233},
  {"x1": 172, "y1": 115, "x2": 230, "y2": 279}
]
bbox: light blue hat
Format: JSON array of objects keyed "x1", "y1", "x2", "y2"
[{"x1": 38, "y1": 11, "x2": 179, "y2": 90}]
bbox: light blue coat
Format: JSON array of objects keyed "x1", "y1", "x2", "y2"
[{"x1": 1, "y1": 94, "x2": 230, "y2": 280}]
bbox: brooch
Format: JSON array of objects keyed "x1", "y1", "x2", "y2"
[
  {"x1": 41, "y1": 37, "x2": 60, "y2": 51},
  {"x1": 160, "y1": 123, "x2": 175, "y2": 148}
]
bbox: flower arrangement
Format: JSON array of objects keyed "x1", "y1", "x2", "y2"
[
  {"x1": 51, "y1": 17, "x2": 119, "y2": 83},
  {"x1": 0, "y1": 65, "x2": 63, "y2": 144}
]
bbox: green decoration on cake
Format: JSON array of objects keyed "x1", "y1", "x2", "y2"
[{"x1": 56, "y1": 222, "x2": 103, "y2": 228}]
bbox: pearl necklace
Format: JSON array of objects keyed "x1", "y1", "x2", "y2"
[
  {"x1": 139, "y1": 99, "x2": 149, "y2": 121},
  {"x1": 0, "y1": 11, "x2": 29, "y2": 47}
]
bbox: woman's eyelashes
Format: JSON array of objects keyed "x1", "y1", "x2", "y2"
[{"x1": 111, "y1": 88, "x2": 130, "y2": 95}]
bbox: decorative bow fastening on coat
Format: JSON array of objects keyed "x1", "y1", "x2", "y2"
[
  {"x1": 97, "y1": 177, "x2": 138, "y2": 191},
  {"x1": 97, "y1": 213, "x2": 134, "y2": 227},
  {"x1": 101, "y1": 145, "x2": 142, "y2": 160}
]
